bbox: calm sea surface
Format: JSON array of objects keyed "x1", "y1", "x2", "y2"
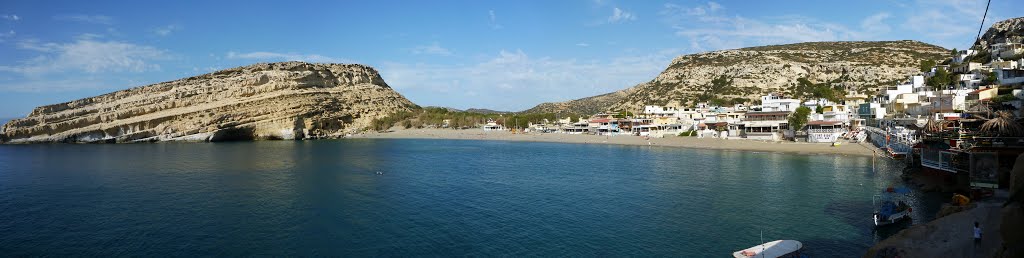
[{"x1": 0, "y1": 139, "x2": 943, "y2": 256}]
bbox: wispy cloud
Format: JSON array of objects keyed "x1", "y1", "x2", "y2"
[
  {"x1": 576, "y1": 43, "x2": 590, "y2": 47},
  {"x1": 411, "y1": 42, "x2": 453, "y2": 56},
  {"x1": 1, "y1": 38, "x2": 169, "y2": 76},
  {"x1": 488, "y1": 10, "x2": 503, "y2": 29},
  {"x1": 0, "y1": 78, "x2": 110, "y2": 93},
  {"x1": 607, "y1": 7, "x2": 636, "y2": 23},
  {"x1": 0, "y1": 30, "x2": 14, "y2": 42},
  {"x1": 226, "y1": 51, "x2": 350, "y2": 63},
  {"x1": 861, "y1": 12, "x2": 892, "y2": 35},
  {"x1": 53, "y1": 14, "x2": 114, "y2": 25},
  {"x1": 661, "y1": 0, "x2": 1004, "y2": 51},
  {"x1": 661, "y1": 2, "x2": 876, "y2": 51},
  {"x1": 381, "y1": 48, "x2": 682, "y2": 111},
  {"x1": 153, "y1": 24, "x2": 182, "y2": 36},
  {"x1": 1, "y1": 14, "x2": 19, "y2": 21},
  {"x1": 901, "y1": 0, "x2": 997, "y2": 48}
]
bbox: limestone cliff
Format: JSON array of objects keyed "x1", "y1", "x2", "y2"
[
  {"x1": 974, "y1": 16, "x2": 1024, "y2": 53},
  {"x1": 524, "y1": 40, "x2": 948, "y2": 114},
  {"x1": 1, "y1": 62, "x2": 417, "y2": 143}
]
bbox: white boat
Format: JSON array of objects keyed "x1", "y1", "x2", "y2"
[{"x1": 732, "y1": 240, "x2": 804, "y2": 258}]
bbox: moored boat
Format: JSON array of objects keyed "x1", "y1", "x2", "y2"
[{"x1": 872, "y1": 187, "x2": 912, "y2": 227}]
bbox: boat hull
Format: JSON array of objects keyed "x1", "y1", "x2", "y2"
[{"x1": 873, "y1": 210, "x2": 911, "y2": 227}]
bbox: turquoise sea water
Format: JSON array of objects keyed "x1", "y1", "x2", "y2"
[{"x1": 0, "y1": 139, "x2": 942, "y2": 256}]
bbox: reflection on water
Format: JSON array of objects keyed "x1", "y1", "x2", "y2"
[{"x1": 0, "y1": 139, "x2": 941, "y2": 256}]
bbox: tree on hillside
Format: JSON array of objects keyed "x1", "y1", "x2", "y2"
[
  {"x1": 788, "y1": 106, "x2": 812, "y2": 133},
  {"x1": 794, "y1": 78, "x2": 841, "y2": 103},
  {"x1": 919, "y1": 60, "x2": 936, "y2": 73},
  {"x1": 926, "y1": 67, "x2": 951, "y2": 90},
  {"x1": 698, "y1": 75, "x2": 735, "y2": 102},
  {"x1": 982, "y1": 71, "x2": 998, "y2": 86}
]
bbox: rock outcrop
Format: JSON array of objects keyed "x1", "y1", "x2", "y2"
[
  {"x1": 524, "y1": 41, "x2": 948, "y2": 115},
  {"x1": 523, "y1": 88, "x2": 636, "y2": 116},
  {"x1": 974, "y1": 17, "x2": 1024, "y2": 53},
  {"x1": 1, "y1": 62, "x2": 417, "y2": 143}
]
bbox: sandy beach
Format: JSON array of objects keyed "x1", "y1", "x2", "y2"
[{"x1": 351, "y1": 128, "x2": 880, "y2": 157}]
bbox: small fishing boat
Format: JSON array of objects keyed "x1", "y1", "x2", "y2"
[
  {"x1": 872, "y1": 187, "x2": 912, "y2": 227},
  {"x1": 732, "y1": 240, "x2": 804, "y2": 258},
  {"x1": 885, "y1": 147, "x2": 906, "y2": 160}
]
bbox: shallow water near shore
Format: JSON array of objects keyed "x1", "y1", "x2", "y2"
[{"x1": 0, "y1": 139, "x2": 943, "y2": 256}]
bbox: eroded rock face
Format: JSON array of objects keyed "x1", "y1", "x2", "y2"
[
  {"x1": 610, "y1": 41, "x2": 948, "y2": 112},
  {"x1": 523, "y1": 41, "x2": 948, "y2": 115},
  {"x1": 976, "y1": 17, "x2": 1024, "y2": 52},
  {"x1": 1, "y1": 62, "x2": 416, "y2": 143}
]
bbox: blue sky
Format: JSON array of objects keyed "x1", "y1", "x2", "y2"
[{"x1": 0, "y1": 0, "x2": 1020, "y2": 117}]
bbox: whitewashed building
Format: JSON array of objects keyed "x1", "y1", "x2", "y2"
[
  {"x1": 952, "y1": 49, "x2": 976, "y2": 64},
  {"x1": 482, "y1": 119, "x2": 504, "y2": 131},
  {"x1": 759, "y1": 93, "x2": 801, "y2": 112},
  {"x1": 996, "y1": 68, "x2": 1024, "y2": 85},
  {"x1": 740, "y1": 111, "x2": 791, "y2": 141}
]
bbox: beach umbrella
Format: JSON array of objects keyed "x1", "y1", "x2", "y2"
[{"x1": 979, "y1": 111, "x2": 1024, "y2": 136}]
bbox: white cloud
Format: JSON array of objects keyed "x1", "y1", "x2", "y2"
[
  {"x1": 488, "y1": 10, "x2": 503, "y2": 29},
  {"x1": 576, "y1": 43, "x2": 590, "y2": 47},
  {"x1": 707, "y1": 2, "x2": 723, "y2": 12},
  {"x1": 380, "y1": 48, "x2": 682, "y2": 111},
  {"x1": 411, "y1": 42, "x2": 453, "y2": 56},
  {"x1": 226, "y1": 51, "x2": 350, "y2": 63},
  {"x1": 1, "y1": 39, "x2": 169, "y2": 76},
  {"x1": 900, "y1": 0, "x2": 999, "y2": 48},
  {"x1": 662, "y1": 0, "x2": 1011, "y2": 51},
  {"x1": 0, "y1": 78, "x2": 109, "y2": 93},
  {"x1": 53, "y1": 14, "x2": 114, "y2": 25},
  {"x1": 608, "y1": 7, "x2": 636, "y2": 23},
  {"x1": 1, "y1": 14, "x2": 19, "y2": 21},
  {"x1": 661, "y1": 2, "x2": 875, "y2": 51},
  {"x1": 0, "y1": 30, "x2": 14, "y2": 42},
  {"x1": 861, "y1": 12, "x2": 891, "y2": 35},
  {"x1": 153, "y1": 24, "x2": 182, "y2": 36}
]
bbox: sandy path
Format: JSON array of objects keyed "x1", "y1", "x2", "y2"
[{"x1": 350, "y1": 128, "x2": 879, "y2": 157}]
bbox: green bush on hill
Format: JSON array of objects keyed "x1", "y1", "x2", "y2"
[{"x1": 368, "y1": 107, "x2": 576, "y2": 132}]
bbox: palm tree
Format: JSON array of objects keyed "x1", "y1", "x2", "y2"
[{"x1": 979, "y1": 111, "x2": 1024, "y2": 136}]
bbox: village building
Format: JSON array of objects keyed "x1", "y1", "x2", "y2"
[
  {"x1": 758, "y1": 93, "x2": 801, "y2": 112},
  {"x1": 740, "y1": 111, "x2": 791, "y2": 141},
  {"x1": 951, "y1": 49, "x2": 976, "y2": 64},
  {"x1": 995, "y1": 67, "x2": 1024, "y2": 86},
  {"x1": 482, "y1": 119, "x2": 504, "y2": 131}
]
